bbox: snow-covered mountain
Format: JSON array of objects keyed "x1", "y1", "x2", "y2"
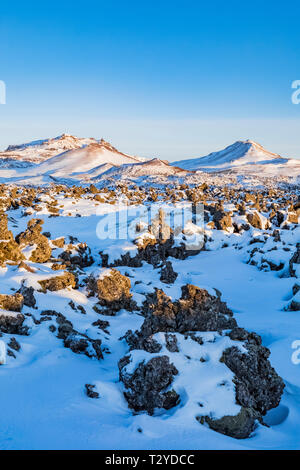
[
  {"x1": 91, "y1": 158, "x2": 190, "y2": 182},
  {"x1": 1, "y1": 135, "x2": 300, "y2": 185},
  {"x1": 0, "y1": 134, "x2": 99, "y2": 163},
  {"x1": 0, "y1": 134, "x2": 191, "y2": 184},
  {"x1": 0, "y1": 136, "x2": 149, "y2": 184},
  {"x1": 172, "y1": 140, "x2": 300, "y2": 175},
  {"x1": 28, "y1": 141, "x2": 144, "y2": 178}
]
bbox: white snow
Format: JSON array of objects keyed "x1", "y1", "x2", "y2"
[{"x1": 0, "y1": 196, "x2": 298, "y2": 449}]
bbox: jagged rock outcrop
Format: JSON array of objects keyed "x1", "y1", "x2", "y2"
[
  {"x1": 223, "y1": 328, "x2": 285, "y2": 416},
  {"x1": 120, "y1": 286, "x2": 285, "y2": 439},
  {"x1": 213, "y1": 210, "x2": 233, "y2": 231},
  {"x1": 16, "y1": 219, "x2": 52, "y2": 263},
  {"x1": 119, "y1": 355, "x2": 179, "y2": 415},
  {"x1": 289, "y1": 244, "x2": 300, "y2": 277},
  {"x1": 0, "y1": 312, "x2": 28, "y2": 335},
  {"x1": 0, "y1": 213, "x2": 24, "y2": 265},
  {"x1": 87, "y1": 268, "x2": 134, "y2": 313},
  {"x1": 125, "y1": 285, "x2": 236, "y2": 353},
  {"x1": 18, "y1": 284, "x2": 36, "y2": 308},
  {"x1": 60, "y1": 242, "x2": 94, "y2": 268},
  {"x1": 101, "y1": 235, "x2": 202, "y2": 269},
  {"x1": 160, "y1": 261, "x2": 178, "y2": 284}
]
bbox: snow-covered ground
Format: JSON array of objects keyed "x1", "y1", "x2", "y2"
[{"x1": 0, "y1": 187, "x2": 299, "y2": 450}]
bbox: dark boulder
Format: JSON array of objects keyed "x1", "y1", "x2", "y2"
[
  {"x1": 221, "y1": 333, "x2": 285, "y2": 416},
  {"x1": 119, "y1": 355, "x2": 179, "y2": 415},
  {"x1": 18, "y1": 284, "x2": 36, "y2": 308},
  {"x1": 198, "y1": 407, "x2": 256, "y2": 440},
  {"x1": 87, "y1": 268, "x2": 135, "y2": 313},
  {"x1": 160, "y1": 261, "x2": 178, "y2": 284},
  {"x1": 0, "y1": 312, "x2": 29, "y2": 335},
  {"x1": 289, "y1": 244, "x2": 300, "y2": 277}
]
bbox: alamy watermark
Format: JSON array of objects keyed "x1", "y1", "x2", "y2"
[
  {"x1": 0, "y1": 80, "x2": 6, "y2": 104},
  {"x1": 291, "y1": 80, "x2": 300, "y2": 104},
  {"x1": 0, "y1": 340, "x2": 6, "y2": 365},
  {"x1": 291, "y1": 340, "x2": 300, "y2": 365},
  {"x1": 95, "y1": 203, "x2": 205, "y2": 252}
]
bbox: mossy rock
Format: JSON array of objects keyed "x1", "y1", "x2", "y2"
[
  {"x1": 197, "y1": 407, "x2": 256, "y2": 439},
  {"x1": 0, "y1": 293, "x2": 24, "y2": 312},
  {"x1": 0, "y1": 240, "x2": 24, "y2": 265},
  {"x1": 38, "y1": 272, "x2": 76, "y2": 292}
]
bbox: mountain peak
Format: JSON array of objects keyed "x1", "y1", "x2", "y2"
[
  {"x1": 1, "y1": 134, "x2": 99, "y2": 163},
  {"x1": 230, "y1": 139, "x2": 265, "y2": 149},
  {"x1": 172, "y1": 139, "x2": 289, "y2": 172}
]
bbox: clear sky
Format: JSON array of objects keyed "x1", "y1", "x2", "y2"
[{"x1": 1, "y1": 0, "x2": 300, "y2": 160}]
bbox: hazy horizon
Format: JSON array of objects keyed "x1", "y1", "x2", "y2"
[{"x1": 1, "y1": 119, "x2": 300, "y2": 162}]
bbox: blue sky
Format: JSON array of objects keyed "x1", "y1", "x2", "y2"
[{"x1": 0, "y1": 0, "x2": 300, "y2": 160}]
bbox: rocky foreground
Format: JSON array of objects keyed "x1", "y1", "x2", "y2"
[{"x1": 0, "y1": 181, "x2": 299, "y2": 448}]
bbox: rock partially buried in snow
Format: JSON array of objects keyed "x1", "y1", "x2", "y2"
[
  {"x1": 199, "y1": 407, "x2": 256, "y2": 440},
  {"x1": 0, "y1": 293, "x2": 24, "y2": 312},
  {"x1": 0, "y1": 180, "x2": 296, "y2": 447},
  {"x1": 38, "y1": 272, "x2": 76, "y2": 292},
  {"x1": 60, "y1": 242, "x2": 94, "y2": 268},
  {"x1": 125, "y1": 285, "x2": 237, "y2": 353},
  {"x1": 0, "y1": 311, "x2": 28, "y2": 335},
  {"x1": 119, "y1": 355, "x2": 179, "y2": 415},
  {"x1": 85, "y1": 384, "x2": 100, "y2": 399},
  {"x1": 51, "y1": 237, "x2": 65, "y2": 248},
  {"x1": 289, "y1": 244, "x2": 300, "y2": 277},
  {"x1": 143, "y1": 285, "x2": 236, "y2": 336},
  {"x1": 41, "y1": 310, "x2": 103, "y2": 360},
  {"x1": 18, "y1": 284, "x2": 36, "y2": 308},
  {"x1": 246, "y1": 211, "x2": 269, "y2": 230},
  {"x1": 100, "y1": 209, "x2": 204, "y2": 269},
  {"x1": 121, "y1": 285, "x2": 285, "y2": 439},
  {"x1": 223, "y1": 328, "x2": 285, "y2": 416},
  {"x1": 87, "y1": 268, "x2": 134, "y2": 313},
  {"x1": 18, "y1": 261, "x2": 36, "y2": 273},
  {"x1": 160, "y1": 261, "x2": 178, "y2": 284},
  {"x1": 0, "y1": 213, "x2": 24, "y2": 265},
  {"x1": 16, "y1": 219, "x2": 52, "y2": 263},
  {"x1": 213, "y1": 209, "x2": 233, "y2": 232}
]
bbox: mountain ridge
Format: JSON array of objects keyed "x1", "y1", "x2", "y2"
[
  {"x1": 0, "y1": 135, "x2": 300, "y2": 184},
  {"x1": 171, "y1": 139, "x2": 295, "y2": 171}
]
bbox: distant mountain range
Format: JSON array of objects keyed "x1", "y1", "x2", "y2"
[{"x1": 0, "y1": 134, "x2": 299, "y2": 185}]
